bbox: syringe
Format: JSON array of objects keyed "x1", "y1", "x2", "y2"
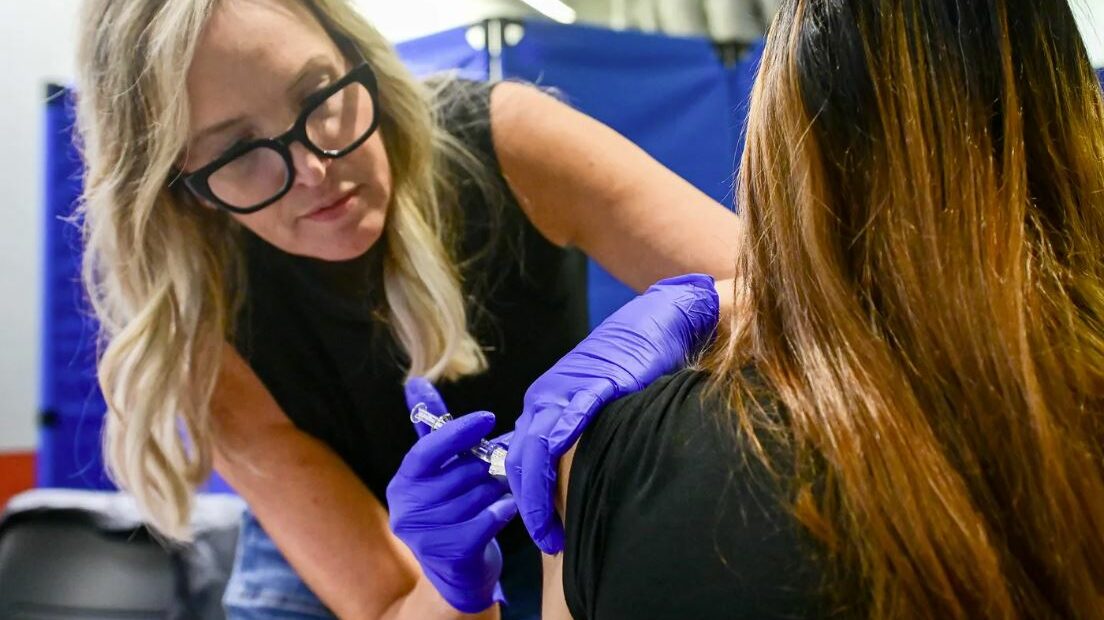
[{"x1": 410, "y1": 403, "x2": 509, "y2": 478}]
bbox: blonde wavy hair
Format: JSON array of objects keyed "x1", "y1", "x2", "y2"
[{"x1": 76, "y1": 0, "x2": 490, "y2": 541}]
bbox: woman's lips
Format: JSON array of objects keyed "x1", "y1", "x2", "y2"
[{"x1": 304, "y1": 189, "x2": 358, "y2": 222}]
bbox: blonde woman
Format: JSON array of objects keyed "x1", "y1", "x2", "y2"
[{"x1": 75, "y1": 0, "x2": 738, "y2": 617}]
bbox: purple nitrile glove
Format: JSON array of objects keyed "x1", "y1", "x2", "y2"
[
  {"x1": 386, "y1": 379, "x2": 516, "y2": 613},
  {"x1": 507, "y1": 273, "x2": 720, "y2": 553}
]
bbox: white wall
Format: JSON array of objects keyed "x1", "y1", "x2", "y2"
[
  {"x1": 1074, "y1": 0, "x2": 1104, "y2": 66},
  {"x1": 0, "y1": 1, "x2": 78, "y2": 451},
  {"x1": 357, "y1": 0, "x2": 535, "y2": 41},
  {"x1": 0, "y1": 1, "x2": 1103, "y2": 453}
]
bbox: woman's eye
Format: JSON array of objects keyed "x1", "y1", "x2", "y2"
[
  {"x1": 225, "y1": 133, "x2": 256, "y2": 151},
  {"x1": 302, "y1": 82, "x2": 333, "y2": 108}
]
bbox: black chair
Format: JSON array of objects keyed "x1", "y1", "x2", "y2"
[{"x1": 0, "y1": 490, "x2": 243, "y2": 620}]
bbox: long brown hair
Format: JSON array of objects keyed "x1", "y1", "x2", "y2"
[{"x1": 709, "y1": 0, "x2": 1104, "y2": 616}]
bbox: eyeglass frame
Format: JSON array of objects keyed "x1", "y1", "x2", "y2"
[{"x1": 174, "y1": 56, "x2": 381, "y2": 215}]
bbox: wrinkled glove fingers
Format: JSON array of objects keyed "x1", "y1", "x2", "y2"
[
  {"x1": 425, "y1": 458, "x2": 498, "y2": 500},
  {"x1": 464, "y1": 494, "x2": 519, "y2": 545},
  {"x1": 505, "y1": 410, "x2": 533, "y2": 492},
  {"x1": 651, "y1": 274, "x2": 720, "y2": 342},
  {"x1": 506, "y1": 406, "x2": 561, "y2": 552},
  {"x1": 386, "y1": 459, "x2": 490, "y2": 519},
  {"x1": 546, "y1": 387, "x2": 614, "y2": 457},
  {"x1": 649, "y1": 273, "x2": 715, "y2": 293},
  {"x1": 518, "y1": 425, "x2": 565, "y2": 554},
  {"x1": 514, "y1": 391, "x2": 607, "y2": 553},
  {"x1": 446, "y1": 481, "x2": 516, "y2": 525},
  {"x1": 399, "y1": 478, "x2": 511, "y2": 525}
]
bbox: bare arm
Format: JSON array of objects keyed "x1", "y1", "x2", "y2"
[
  {"x1": 211, "y1": 343, "x2": 498, "y2": 620},
  {"x1": 539, "y1": 444, "x2": 578, "y2": 620},
  {"x1": 491, "y1": 82, "x2": 740, "y2": 293}
]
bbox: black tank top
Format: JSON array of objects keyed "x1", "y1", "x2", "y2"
[
  {"x1": 233, "y1": 81, "x2": 588, "y2": 552},
  {"x1": 563, "y1": 370, "x2": 827, "y2": 618}
]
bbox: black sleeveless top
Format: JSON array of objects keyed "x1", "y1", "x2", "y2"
[
  {"x1": 563, "y1": 370, "x2": 828, "y2": 618},
  {"x1": 233, "y1": 81, "x2": 588, "y2": 548}
]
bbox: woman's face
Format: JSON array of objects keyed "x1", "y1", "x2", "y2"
[{"x1": 184, "y1": 0, "x2": 391, "y2": 261}]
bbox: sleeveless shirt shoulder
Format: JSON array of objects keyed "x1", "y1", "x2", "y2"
[{"x1": 562, "y1": 369, "x2": 827, "y2": 619}]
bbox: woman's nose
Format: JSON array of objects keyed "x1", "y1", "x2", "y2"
[{"x1": 289, "y1": 142, "x2": 329, "y2": 187}]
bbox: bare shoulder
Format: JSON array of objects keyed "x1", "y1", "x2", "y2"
[
  {"x1": 488, "y1": 81, "x2": 572, "y2": 153},
  {"x1": 486, "y1": 80, "x2": 611, "y2": 248},
  {"x1": 488, "y1": 80, "x2": 563, "y2": 123}
]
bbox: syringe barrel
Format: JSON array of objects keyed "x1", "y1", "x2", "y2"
[{"x1": 409, "y1": 403, "x2": 508, "y2": 478}]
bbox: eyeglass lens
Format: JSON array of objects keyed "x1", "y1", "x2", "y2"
[{"x1": 206, "y1": 79, "x2": 376, "y2": 210}]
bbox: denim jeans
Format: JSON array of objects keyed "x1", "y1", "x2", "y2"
[{"x1": 223, "y1": 509, "x2": 541, "y2": 619}]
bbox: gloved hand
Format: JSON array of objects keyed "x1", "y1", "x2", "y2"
[
  {"x1": 386, "y1": 378, "x2": 516, "y2": 613},
  {"x1": 507, "y1": 273, "x2": 720, "y2": 553}
]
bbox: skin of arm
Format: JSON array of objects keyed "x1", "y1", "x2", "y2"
[
  {"x1": 211, "y1": 343, "x2": 499, "y2": 620},
  {"x1": 490, "y1": 82, "x2": 740, "y2": 294},
  {"x1": 539, "y1": 444, "x2": 579, "y2": 620}
]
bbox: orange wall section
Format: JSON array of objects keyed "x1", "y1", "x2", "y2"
[{"x1": 0, "y1": 452, "x2": 35, "y2": 509}]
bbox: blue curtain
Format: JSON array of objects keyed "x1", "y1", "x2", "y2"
[
  {"x1": 40, "y1": 86, "x2": 112, "y2": 490},
  {"x1": 726, "y1": 39, "x2": 765, "y2": 188},
  {"x1": 396, "y1": 26, "x2": 488, "y2": 79}
]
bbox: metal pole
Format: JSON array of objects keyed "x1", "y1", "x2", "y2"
[{"x1": 486, "y1": 18, "x2": 505, "y2": 83}]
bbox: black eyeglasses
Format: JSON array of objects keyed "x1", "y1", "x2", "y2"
[{"x1": 177, "y1": 61, "x2": 380, "y2": 214}]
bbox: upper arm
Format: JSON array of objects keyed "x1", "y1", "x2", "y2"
[
  {"x1": 209, "y1": 343, "x2": 297, "y2": 455},
  {"x1": 540, "y1": 443, "x2": 578, "y2": 619},
  {"x1": 556, "y1": 443, "x2": 577, "y2": 519},
  {"x1": 209, "y1": 344, "x2": 421, "y2": 618},
  {"x1": 490, "y1": 81, "x2": 740, "y2": 292}
]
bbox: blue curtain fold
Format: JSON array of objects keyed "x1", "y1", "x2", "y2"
[{"x1": 40, "y1": 85, "x2": 112, "y2": 491}]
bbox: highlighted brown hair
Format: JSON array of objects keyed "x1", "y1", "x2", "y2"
[{"x1": 710, "y1": 0, "x2": 1104, "y2": 616}]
